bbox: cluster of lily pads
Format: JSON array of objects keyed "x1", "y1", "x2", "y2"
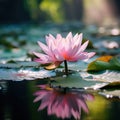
[
  {"x1": 0, "y1": 29, "x2": 120, "y2": 97},
  {"x1": 0, "y1": 26, "x2": 120, "y2": 119}
]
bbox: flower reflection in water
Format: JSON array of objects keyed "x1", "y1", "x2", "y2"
[{"x1": 34, "y1": 85, "x2": 94, "y2": 120}]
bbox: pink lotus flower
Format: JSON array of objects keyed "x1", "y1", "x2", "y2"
[
  {"x1": 33, "y1": 32, "x2": 95, "y2": 71},
  {"x1": 34, "y1": 85, "x2": 94, "y2": 119}
]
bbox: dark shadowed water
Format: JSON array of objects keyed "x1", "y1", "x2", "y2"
[{"x1": 0, "y1": 80, "x2": 120, "y2": 120}]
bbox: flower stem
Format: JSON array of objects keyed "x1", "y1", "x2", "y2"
[{"x1": 64, "y1": 60, "x2": 68, "y2": 76}]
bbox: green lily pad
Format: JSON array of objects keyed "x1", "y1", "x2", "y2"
[
  {"x1": 0, "y1": 68, "x2": 56, "y2": 81},
  {"x1": 0, "y1": 63, "x2": 21, "y2": 68},
  {"x1": 51, "y1": 72, "x2": 108, "y2": 90},
  {"x1": 80, "y1": 70, "x2": 120, "y2": 83},
  {"x1": 0, "y1": 61, "x2": 40, "y2": 68},
  {"x1": 0, "y1": 49, "x2": 27, "y2": 62},
  {"x1": 87, "y1": 56, "x2": 120, "y2": 71},
  {"x1": 99, "y1": 90, "x2": 120, "y2": 99},
  {"x1": 67, "y1": 61, "x2": 88, "y2": 71},
  {"x1": 16, "y1": 61, "x2": 40, "y2": 67}
]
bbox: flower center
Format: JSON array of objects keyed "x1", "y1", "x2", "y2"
[{"x1": 63, "y1": 52, "x2": 70, "y2": 61}]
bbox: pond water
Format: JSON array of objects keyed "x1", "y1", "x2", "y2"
[
  {"x1": 0, "y1": 80, "x2": 120, "y2": 120},
  {"x1": 0, "y1": 23, "x2": 120, "y2": 120}
]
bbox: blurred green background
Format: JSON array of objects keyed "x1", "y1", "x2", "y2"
[{"x1": 0, "y1": 0, "x2": 120, "y2": 26}]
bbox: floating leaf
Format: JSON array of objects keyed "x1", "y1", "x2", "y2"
[
  {"x1": 82, "y1": 38, "x2": 95, "y2": 49},
  {"x1": 45, "y1": 61, "x2": 62, "y2": 70},
  {"x1": 96, "y1": 55, "x2": 113, "y2": 62},
  {"x1": 16, "y1": 61, "x2": 40, "y2": 67},
  {"x1": 0, "y1": 49, "x2": 27, "y2": 62},
  {"x1": 80, "y1": 70, "x2": 120, "y2": 83},
  {"x1": 67, "y1": 61, "x2": 88, "y2": 71},
  {"x1": 99, "y1": 90, "x2": 120, "y2": 99},
  {"x1": 0, "y1": 61, "x2": 40, "y2": 68},
  {"x1": 87, "y1": 56, "x2": 120, "y2": 71},
  {"x1": 0, "y1": 68, "x2": 56, "y2": 81},
  {"x1": 0, "y1": 63, "x2": 21, "y2": 68},
  {"x1": 17, "y1": 68, "x2": 56, "y2": 80},
  {"x1": 51, "y1": 72, "x2": 108, "y2": 89}
]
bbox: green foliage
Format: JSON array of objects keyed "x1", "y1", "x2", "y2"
[
  {"x1": 25, "y1": 0, "x2": 43, "y2": 21},
  {"x1": 39, "y1": 0, "x2": 64, "y2": 22},
  {"x1": 87, "y1": 56, "x2": 120, "y2": 71},
  {"x1": 51, "y1": 72, "x2": 108, "y2": 89}
]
